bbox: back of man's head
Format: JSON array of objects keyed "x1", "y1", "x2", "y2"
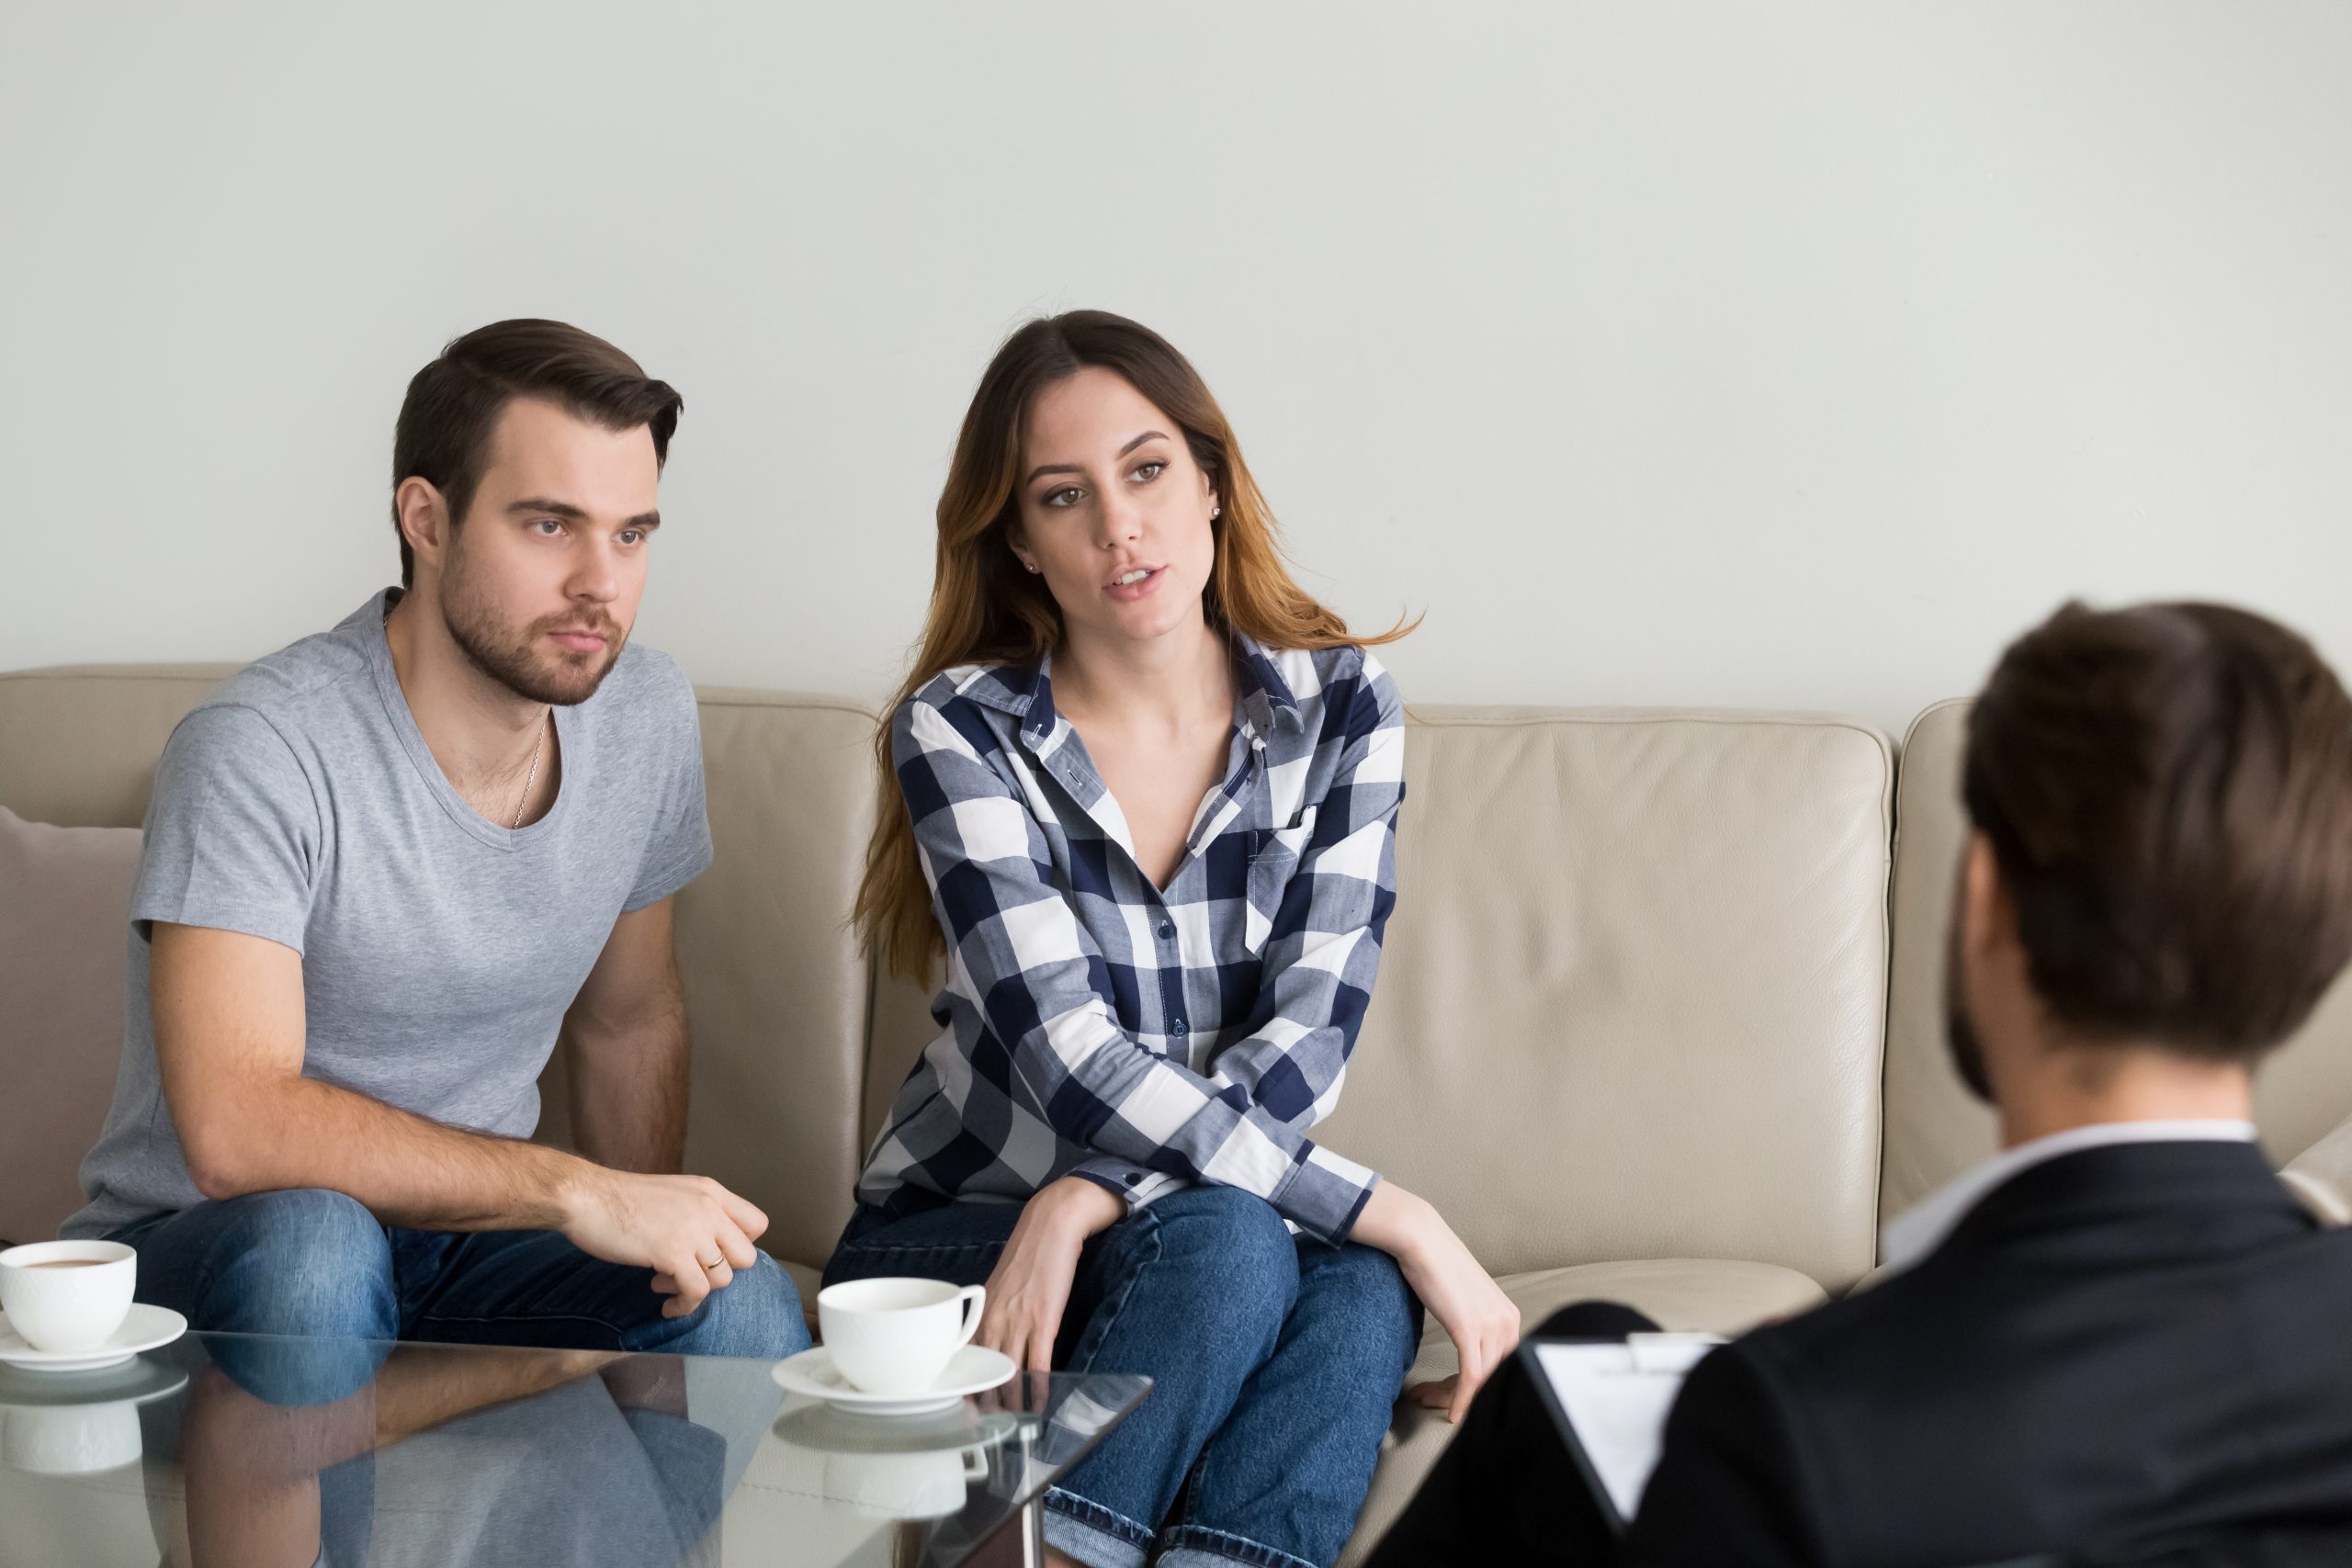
[{"x1": 1963, "y1": 600, "x2": 2352, "y2": 1065}]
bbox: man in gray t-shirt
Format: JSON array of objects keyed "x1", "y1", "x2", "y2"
[{"x1": 68, "y1": 320, "x2": 806, "y2": 1376}]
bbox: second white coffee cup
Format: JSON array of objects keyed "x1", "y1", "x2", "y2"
[{"x1": 817, "y1": 1277, "x2": 986, "y2": 1396}]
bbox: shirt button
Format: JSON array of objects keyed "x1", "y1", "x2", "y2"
[
  {"x1": 1157, "y1": 920, "x2": 1176, "y2": 941},
  {"x1": 1124, "y1": 1174, "x2": 1140, "y2": 1187},
  {"x1": 1170, "y1": 1018, "x2": 1188, "y2": 1035}
]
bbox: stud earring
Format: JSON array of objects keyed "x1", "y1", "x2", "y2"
[{"x1": 1211, "y1": 505, "x2": 1222, "y2": 519}]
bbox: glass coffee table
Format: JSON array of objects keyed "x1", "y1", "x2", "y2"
[{"x1": 0, "y1": 1330, "x2": 1148, "y2": 1567}]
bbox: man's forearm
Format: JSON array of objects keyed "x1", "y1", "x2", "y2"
[
  {"x1": 564, "y1": 1003, "x2": 689, "y2": 1175},
  {"x1": 373, "y1": 1345, "x2": 619, "y2": 1447},
  {"x1": 182, "y1": 1072, "x2": 598, "y2": 1232}
]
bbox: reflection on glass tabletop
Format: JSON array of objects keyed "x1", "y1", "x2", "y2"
[{"x1": 0, "y1": 1329, "x2": 1149, "y2": 1568}]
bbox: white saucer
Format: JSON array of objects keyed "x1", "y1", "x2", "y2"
[
  {"x1": 0, "y1": 1304, "x2": 187, "y2": 1372},
  {"x1": 773, "y1": 1345, "x2": 1017, "y2": 1416}
]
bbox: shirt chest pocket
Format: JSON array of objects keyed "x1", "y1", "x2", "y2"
[{"x1": 1243, "y1": 806, "x2": 1317, "y2": 955}]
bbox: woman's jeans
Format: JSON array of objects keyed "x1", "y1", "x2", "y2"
[{"x1": 824, "y1": 1186, "x2": 1421, "y2": 1568}]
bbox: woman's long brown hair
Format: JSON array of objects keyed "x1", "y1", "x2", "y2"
[{"x1": 855, "y1": 310, "x2": 1412, "y2": 980}]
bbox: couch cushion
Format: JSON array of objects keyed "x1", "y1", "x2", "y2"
[
  {"x1": 1882, "y1": 699, "x2": 2352, "y2": 1225},
  {"x1": 1339, "y1": 1257, "x2": 1828, "y2": 1566},
  {"x1": 620, "y1": 686, "x2": 879, "y2": 1274},
  {"x1": 0, "y1": 807, "x2": 142, "y2": 1245},
  {"x1": 1878, "y1": 699, "x2": 2000, "y2": 1225},
  {"x1": 1316, "y1": 707, "x2": 1893, "y2": 1289},
  {"x1": 2281, "y1": 1117, "x2": 2352, "y2": 1225},
  {"x1": 0, "y1": 665, "x2": 239, "y2": 829}
]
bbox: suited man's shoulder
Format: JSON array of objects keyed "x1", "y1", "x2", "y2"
[
  {"x1": 1621, "y1": 1248, "x2": 2046, "y2": 1565},
  {"x1": 1731, "y1": 1246, "x2": 1982, "y2": 1378},
  {"x1": 1631, "y1": 1202, "x2": 2352, "y2": 1565}
]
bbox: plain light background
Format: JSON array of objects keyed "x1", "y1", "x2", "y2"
[{"x1": 6, "y1": 3, "x2": 2348, "y2": 734}]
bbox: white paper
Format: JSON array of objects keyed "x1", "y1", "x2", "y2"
[{"x1": 1532, "y1": 1334, "x2": 1723, "y2": 1521}]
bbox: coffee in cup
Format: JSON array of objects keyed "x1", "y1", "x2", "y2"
[
  {"x1": 816, "y1": 1278, "x2": 986, "y2": 1396},
  {"x1": 0, "y1": 1242, "x2": 137, "y2": 1355}
]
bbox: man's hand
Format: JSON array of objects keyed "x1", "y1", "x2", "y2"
[
  {"x1": 977, "y1": 1177, "x2": 1125, "y2": 1372},
  {"x1": 1352, "y1": 1182, "x2": 1521, "y2": 1423},
  {"x1": 558, "y1": 1168, "x2": 770, "y2": 1318}
]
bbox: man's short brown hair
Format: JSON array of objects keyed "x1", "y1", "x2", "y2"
[
  {"x1": 1964, "y1": 600, "x2": 2352, "y2": 1063},
  {"x1": 391, "y1": 320, "x2": 683, "y2": 588}
]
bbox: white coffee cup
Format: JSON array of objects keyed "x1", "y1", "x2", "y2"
[
  {"x1": 816, "y1": 1277, "x2": 986, "y2": 1396},
  {"x1": 0, "y1": 1241, "x2": 137, "y2": 1354}
]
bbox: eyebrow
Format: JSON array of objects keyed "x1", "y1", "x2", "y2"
[
  {"x1": 508, "y1": 498, "x2": 662, "y2": 530},
  {"x1": 1023, "y1": 430, "x2": 1171, "y2": 487}
]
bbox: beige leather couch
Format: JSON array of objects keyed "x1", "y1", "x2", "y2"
[{"x1": 6, "y1": 664, "x2": 2350, "y2": 1564}]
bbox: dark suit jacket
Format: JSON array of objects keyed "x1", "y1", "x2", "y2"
[{"x1": 1622, "y1": 1141, "x2": 2352, "y2": 1565}]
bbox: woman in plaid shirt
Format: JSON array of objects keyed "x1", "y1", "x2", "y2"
[{"x1": 831, "y1": 311, "x2": 1517, "y2": 1568}]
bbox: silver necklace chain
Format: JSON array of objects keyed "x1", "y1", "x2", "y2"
[{"x1": 511, "y1": 720, "x2": 546, "y2": 830}]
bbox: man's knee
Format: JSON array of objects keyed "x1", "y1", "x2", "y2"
[
  {"x1": 183, "y1": 1189, "x2": 398, "y2": 1340},
  {"x1": 664, "y1": 1253, "x2": 810, "y2": 1359},
  {"x1": 141, "y1": 1190, "x2": 397, "y2": 1405}
]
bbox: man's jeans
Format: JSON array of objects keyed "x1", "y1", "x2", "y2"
[
  {"x1": 113, "y1": 1189, "x2": 810, "y2": 1404},
  {"x1": 825, "y1": 1185, "x2": 1421, "y2": 1568}
]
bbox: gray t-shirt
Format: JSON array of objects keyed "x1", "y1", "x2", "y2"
[{"x1": 65, "y1": 590, "x2": 713, "y2": 1238}]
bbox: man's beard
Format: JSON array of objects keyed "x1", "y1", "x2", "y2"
[
  {"x1": 439, "y1": 558, "x2": 627, "y2": 707},
  {"x1": 1943, "y1": 892, "x2": 1996, "y2": 1103},
  {"x1": 1945, "y1": 990, "x2": 1996, "y2": 1103}
]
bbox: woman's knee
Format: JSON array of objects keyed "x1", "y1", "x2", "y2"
[
  {"x1": 1306, "y1": 1244, "x2": 1421, "y2": 1369},
  {"x1": 1131, "y1": 1187, "x2": 1298, "y2": 1322}
]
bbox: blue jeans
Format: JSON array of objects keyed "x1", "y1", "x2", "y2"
[
  {"x1": 113, "y1": 1189, "x2": 809, "y2": 1404},
  {"x1": 825, "y1": 1186, "x2": 1420, "y2": 1568}
]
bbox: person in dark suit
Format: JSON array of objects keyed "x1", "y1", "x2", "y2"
[{"x1": 1369, "y1": 599, "x2": 2352, "y2": 1567}]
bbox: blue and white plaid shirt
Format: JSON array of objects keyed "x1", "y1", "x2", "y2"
[{"x1": 855, "y1": 636, "x2": 1405, "y2": 1245}]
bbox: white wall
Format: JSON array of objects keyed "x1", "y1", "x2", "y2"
[{"x1": 7, "y1": 3, "x2": 2349, "y2": 735}]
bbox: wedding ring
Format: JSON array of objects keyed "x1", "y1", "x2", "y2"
[{"x1": 701, "y1": 1254, "x2": 724, "y2": 1271}]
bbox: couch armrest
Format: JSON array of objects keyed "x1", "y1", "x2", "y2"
[{"x1": 2280, "y1": 1117, "x2": 2352, "y2": 1226}]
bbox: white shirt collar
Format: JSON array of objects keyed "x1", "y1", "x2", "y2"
[{"x1": 1879, "y1": 1119, "x2": 2259, "y2": 1276}]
